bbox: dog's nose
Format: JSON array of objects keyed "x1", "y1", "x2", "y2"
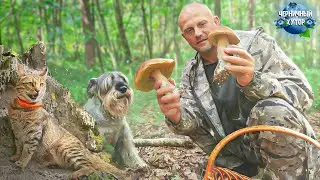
[{"x1": 118, "y1": 85, "x2": 127, "y2": 93}]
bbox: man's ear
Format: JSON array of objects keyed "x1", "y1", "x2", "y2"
[
  {"x1": 87, "y1": 78, "x2": 98, "y2": 98},
  {"x1": 17, "y1": 63, "x2": 25, "y2": 77},
  {"x1": 213, "y1": 15, "x2": 220, "y2": 25}
]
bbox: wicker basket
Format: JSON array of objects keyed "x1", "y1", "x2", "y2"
[{"x1": 204, "y1": 125, "x2": 320, "y2": 180}]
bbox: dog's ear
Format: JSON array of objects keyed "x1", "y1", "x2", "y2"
[{"x1": 87, "y1": 78, "x2": 98, "y2": 98}]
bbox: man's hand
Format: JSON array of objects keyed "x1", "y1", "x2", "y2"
[
  {"x1": 154, "y1": 78, "x2": 181, "y2": 124},
  {"x1": 222, "y1": 45, "x2": 254, "y2": 87}
]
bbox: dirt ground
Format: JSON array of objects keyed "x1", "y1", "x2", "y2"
[{"x1": 0, "y1": 112, "x2": 319, "y2": 180}]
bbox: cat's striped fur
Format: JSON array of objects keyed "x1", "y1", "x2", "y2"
[{"x1": 8, "y1": 64, "x2": 127, "y2": 179}]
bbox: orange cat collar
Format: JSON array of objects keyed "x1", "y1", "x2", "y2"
[{"x1": 15, "y1": 98, "x2": 43, "y2": 110}]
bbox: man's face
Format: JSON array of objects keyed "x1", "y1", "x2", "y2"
[{"x1": 179, "y1": 10, "x2": 220, "y2": 53}]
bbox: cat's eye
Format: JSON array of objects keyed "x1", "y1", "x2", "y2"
[{"x1": 40, "y1": 83, "x2": 44, "y2": 87}]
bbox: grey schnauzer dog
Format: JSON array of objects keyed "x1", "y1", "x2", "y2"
[{"x1": 84, "y1": 72, "x2": 148, "y2": 170}]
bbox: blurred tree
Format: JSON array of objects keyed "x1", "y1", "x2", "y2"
[
  {"x1": 248, "y1": 0, "x2": 254, "y2": 29},
  {"x1": 214, "y1": 0, "x2": 221, "y2": 18},
  {"x1": 11, "y1": 0, "x2": 23, "y2": 54},
  {"x1": 113, "y1": 0, "x2": 131, "y2": 63},
  {"x1": 80, "y1": 0, "x2": 96, "y2": 67},
  {"x1": 96, "y1": 0, "x2": 117, "y2": 70}
]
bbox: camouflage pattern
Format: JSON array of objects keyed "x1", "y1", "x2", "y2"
[{"x1": 165, "y1": 28, "x2": 320, "y2": 179}]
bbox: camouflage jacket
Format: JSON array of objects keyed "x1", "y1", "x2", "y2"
[{"x1": 165, "y1": 28, "x2": 315, "y2": 168}]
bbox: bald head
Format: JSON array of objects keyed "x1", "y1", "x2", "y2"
[{"x1": 178, "y1": 3, "x2": 214, "y2": 31}]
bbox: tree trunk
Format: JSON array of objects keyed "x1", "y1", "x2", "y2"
[
  {"x1": 113, "y1": 0, "x2": 132, "y2": 63},
  {"x1": 96, "y1": 0, "x2": 118, "y2": 70},
  {"x1": 247, "y1": 0, "x2": 254, "y2": 30},
  {"x1": 12, "y1": 0, "x2": 24, "y2": 55},
  {"x1": 228, "y1": 0, "x2": 235, "y2": 25},
  {"x1": 238, "y1": 2, "x2": 243, "y2": 29},
  {"x1": 149, "y1": 0, "x2": 153, "y2": 58},
  {"x1": 141, "y1": 0, "x2": 152, "y2": 59},
  {"x1": 37, "y1": 0, "x2": 44, "y2": 41},
  {"x1": 57, "y1": 0, "x2": 64, "y2": 54},
  {"x1": 214, "y1": 0, "x2": 221, "y2": 18},
  {"x1": 80, "y1": 0, "x2": 96, "y2": 67},
  {"x1": 172, "y1": 1, "x2": 182, "y2": 62},
  {"x1": 134, "y1": 138, "x2": 194, "y2": 148}
]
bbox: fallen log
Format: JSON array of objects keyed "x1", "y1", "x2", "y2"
[{"x1": 134, "y1": 138, "x2": 195, "y2": 148}]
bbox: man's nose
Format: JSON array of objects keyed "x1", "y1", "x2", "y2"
[{"x1": 195, "y1": 27, "x2": 203, "y2": 38}]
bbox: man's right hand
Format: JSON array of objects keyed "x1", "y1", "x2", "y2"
[{"x1": 154, "y1": 78, "x2": 181, "y2": 124}]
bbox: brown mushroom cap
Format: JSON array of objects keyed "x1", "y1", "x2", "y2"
[
  {"x1": 134, "y1": 58, "x2": 175, "y2": 92},
  {"x1": 208, "y1": 25, "x2": 240, "y2": 45}
]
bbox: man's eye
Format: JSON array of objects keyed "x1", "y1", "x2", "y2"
[
  {"x1": 186, "y1": 29, "x2": 193, "y2": 34},
  {"x1": 199, "y1": 22, "x2": 206, "y2": 27}
]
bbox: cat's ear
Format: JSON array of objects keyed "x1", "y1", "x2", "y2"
[
  {"x1": 39, "y1": 67, "x2": 48, "y2": 78},
  {"x1": 17, "y1": 63, "x2": 25, "y2": 77},
  {"x1": 87, "y1": 78, "x2": 98, "y2": 98}
]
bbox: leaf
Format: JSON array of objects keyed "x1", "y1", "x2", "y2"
[
  {"x1": 51, "y1": 92, "x2": 56, "y2": 100},
  {"x1": 299, "y1": 29, "x2": 311, "y2": 38}
]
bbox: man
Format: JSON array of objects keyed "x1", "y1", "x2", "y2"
[{"x1": 154, "y1": 2, "x2": 319, "y2": 180}]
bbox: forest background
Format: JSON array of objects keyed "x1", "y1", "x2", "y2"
[{"x1": 0, "y1": 0, "x2": 319, "y2": 126}]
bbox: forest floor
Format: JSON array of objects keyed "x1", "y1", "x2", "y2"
[{"x1": 0, "y1": 111, "x2": 319, "y2": 180}]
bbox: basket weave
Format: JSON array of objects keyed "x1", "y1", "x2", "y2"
[{"x1": 204, "y1": 125, "x2": 320, "y2": 180}]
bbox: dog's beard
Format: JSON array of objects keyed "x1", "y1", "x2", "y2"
[{"x1": 101, "y1": 90, "x2": 132, "y2": 118}]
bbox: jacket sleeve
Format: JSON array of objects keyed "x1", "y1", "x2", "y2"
[
  {"x1": 240, "y1": 32, "x2": 314, "y2": 112},
  {"x1": 165, "y1": 60, "x2": 203, "y2": 135}
]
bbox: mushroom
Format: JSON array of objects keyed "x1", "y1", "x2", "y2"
[
  {"x1": 208, "y1": 25, "x2": 240, "y2": 85},
  {"x1": 134, "y1": 58, "x2": 178, "y2": 116},
  {"x1": 134, "y1": 58, "x2": 176, "y2": 92}
]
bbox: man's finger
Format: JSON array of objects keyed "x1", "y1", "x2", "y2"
[
  {"x1": 168, "y1": 78, "x2": 176, "y2": 86},
  {"x1": 153, "y1": 80, "x2": 162, "y2": 90},
  {"x1": 224, "y1": 47, "x2": 253, "y2": 61},
  {"x1": 160, "y1": 92, "x2": 180, "y2": 104},
  {"x1": 225, "y1": 65, "x2": 254, "y2": 73},
  {"x1": 162, "y1": 102, "x2": 180, "y2": 112},
  {"x1": 156, "y1": 86, "x2": 175, "y2": 99},
  {"x1": 223, "y1": 56, "x2": 253, "y2": 67}
]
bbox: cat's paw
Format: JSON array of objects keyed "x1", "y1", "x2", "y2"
[
  {"x1": 15, "y1": 160, "x2": 27, "y2": 169},
  {"x1": 10, "y1": 154, "x2": 21, "y2": 162}
]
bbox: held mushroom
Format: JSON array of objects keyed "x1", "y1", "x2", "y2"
[
  {"x1": 134, "y1": 58, "x2": 178, "y2": 116},
  {"x1": 208, "y1": 25, "x2": 240, "y2": 85}
]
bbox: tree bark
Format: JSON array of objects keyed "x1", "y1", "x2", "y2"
[
  {"x1": 141, "y1": 0, "x2": 152, "y2": 59},
  {"x1": 80, "y1": 0, "x2": 96, "y2": 67},
  {"x1": 214, "y1": 0, "x2": 221, "y2": 18},
  {"x1": 172, "y1": 1, "x2": 182, "y2": 62},
  {"x1": 96, "y1": 0, "x2": 118, "y2": 70},
  {"x1": 248, "y1": 0, "x2": 254, "y2": 30},
  {"x1": 113, "y1": 0, "x2": 132, "y2": 63},
  {"x1": 11, "y1": 0, "x2": 24, "y2": 55},
  {"x1": 134, "y1": 138, "x2": 195, "y2": 148},
  {"x1": 57, "y1": 0, "x2": 64, "y2": 54}
]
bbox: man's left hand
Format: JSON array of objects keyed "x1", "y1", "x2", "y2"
[{"x1": 222, "y1": 45, "x2": 254, "y2": 87}]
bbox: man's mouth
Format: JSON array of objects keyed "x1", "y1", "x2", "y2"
[{"x1": 197, "y1": 38, "x2": 207, "y2": 44}]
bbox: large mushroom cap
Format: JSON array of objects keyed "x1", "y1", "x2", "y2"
[
  {"x1": 134, "y1": 58, "x2": 175, "y2": 92},
  {"x1": 208, "y1": 25, "x2": 240, "y2": 45}
]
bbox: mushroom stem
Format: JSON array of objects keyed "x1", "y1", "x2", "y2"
[
  {"x1": 150, "y1": 69, "x2": 169, "y2": 85},
  {"x1": 216, "y1": 35, "x2": 229, "y2": 61},
  {"x1": 213, "y1": 35, "x2": 231, "y2": 84}
]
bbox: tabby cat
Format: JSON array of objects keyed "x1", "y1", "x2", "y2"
[{"x1": 8, "y1": 64, "x2": 127, "y2": 179}]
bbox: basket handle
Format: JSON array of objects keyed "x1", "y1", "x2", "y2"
[{"x1": 204, "y1": 125, "x2": 320, "y2": 180}]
